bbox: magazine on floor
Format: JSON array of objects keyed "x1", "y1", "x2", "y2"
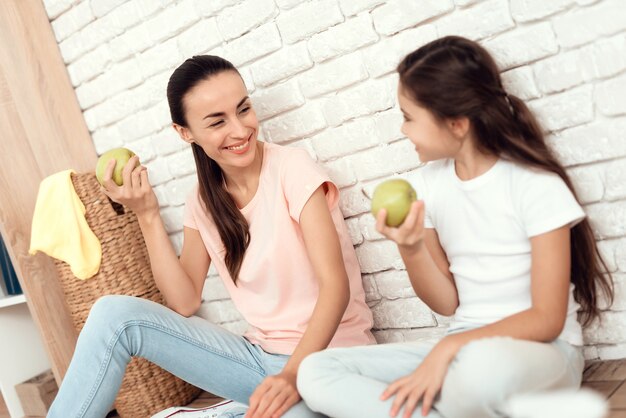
[{"x1": 150, "y1": 399, "x2": 248, "y2": 418}]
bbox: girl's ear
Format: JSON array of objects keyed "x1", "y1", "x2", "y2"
[
  {"x1": 447, "y1": 117, "x2": 471, "y2": 139},
  {"x1": 173, "y1": 123, "x2": 194, "y2": 144}
]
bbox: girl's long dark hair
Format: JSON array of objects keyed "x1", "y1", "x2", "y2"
[
  {"x1": 397, "y1": 36, "x2": 613, "y2": 325},
  {"x1": 167, "y1": 55, "x2": 249, "y2": 283}
]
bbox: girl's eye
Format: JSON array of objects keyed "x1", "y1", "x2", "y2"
[
  {"x1": 239, "y1": 106, "x2": 250, "y2": 114},
  {"x1": 209, "y1": 120, "x2": 224, "y2": 127}
]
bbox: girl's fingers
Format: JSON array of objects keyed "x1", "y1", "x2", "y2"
[
  {"x1": 390, "y1": 388, "x2": 410, "y2": 417},
  {"x1": 399, "y1": 201, "x2": 421, "y2": 230},
  {"x1": 403, "y1": 393, "x2": 420, "y2": 418},
  {"x1": 381, "y1": 379, "x2": 402, "y2": 401},
  {"x1": 375, "y1": 208, "x2": 389, "y2": 233},
  {"x1": 421, "y1": 389, "x2": 436, "y2": 417},
  {"x1": 415, "y1": 200, "x2": 425, "y2": 229}
]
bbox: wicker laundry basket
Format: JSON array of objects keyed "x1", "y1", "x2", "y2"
[{"x1": 52, "y1": 172, "x2": 202, "y2": 418}]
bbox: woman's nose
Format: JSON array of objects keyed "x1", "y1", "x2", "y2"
[{"x1": 230, "y1": 117, "x2": 247, "y2": 138}]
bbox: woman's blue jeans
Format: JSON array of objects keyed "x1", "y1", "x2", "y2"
[{"x1": 47, "y1": 295, "x2": 322, "y2": 418}]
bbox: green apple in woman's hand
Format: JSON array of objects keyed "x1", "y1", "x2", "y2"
[
  {"x1": 371, "y1": 179, "x2": 417, "y2": 227},
  {"x1": 95, "y1": 147, "x2": 139, "y2": 186}
]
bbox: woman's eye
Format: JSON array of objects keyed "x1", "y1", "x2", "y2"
[
  {"x1": 209, "y1": 120, "x2": 224, "y2": 127},
  {"x1": 239, "y1": 106, "x2": 250, "y2": 114}
]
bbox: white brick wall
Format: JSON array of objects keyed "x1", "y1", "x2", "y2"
[{"x1": 45, "y1": 0, "x2": 626, "y2": 360}]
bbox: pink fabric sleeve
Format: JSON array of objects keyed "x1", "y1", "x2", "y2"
[
  {"x1": 281, "y1": 149, "x2": 339, "y2": 222},
  {"x1": 183, "y1": 188, "x2": 199, "y2": 230}
]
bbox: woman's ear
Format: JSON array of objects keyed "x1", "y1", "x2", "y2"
[
  {"x1": 173, "y1": 123, "x2": 194, "y2": 144},
  {"x1": 447, "y1": 117, "x2": 470, "y2": 139}
]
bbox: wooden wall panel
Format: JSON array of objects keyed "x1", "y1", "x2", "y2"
[{"x1": 0, "y1": 0, "x2": 98, "y2": 383}]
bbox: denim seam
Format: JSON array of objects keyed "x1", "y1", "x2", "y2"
[{"x1": 76, "y1": 319, "x2": 264, "y2": 417}]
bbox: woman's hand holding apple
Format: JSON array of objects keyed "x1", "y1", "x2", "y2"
[
  {"x1": 99, "y1": 155, "x2": 159, "y2": 220},
  {"x1": 375, "y1": 200, "x2": 426, "y2": 255}
]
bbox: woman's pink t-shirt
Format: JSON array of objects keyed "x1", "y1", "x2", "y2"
[{"x1": 183, "y1": 142, "x2": 375, "y2": 354}]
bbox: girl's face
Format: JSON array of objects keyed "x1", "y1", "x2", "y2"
[
  {"x1": 175, "y1": 71, "x2": 259, "y2": 170},
  {"x1": 397, "y1": 84, "x2": 463, "y2": 163}
]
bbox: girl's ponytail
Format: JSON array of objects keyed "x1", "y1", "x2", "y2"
[{"x1": 506, "y1": 94, "x2": 614, "y2": 325}]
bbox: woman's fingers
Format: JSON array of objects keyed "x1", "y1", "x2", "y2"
[
  {"x1": 120, "y1": 155, "x2": 138, "y2": 187},
  {"x1": 271, "y1": 393, "x2": 300, "y2": 418},
  {"x1": 264, "y1": 390, "x2": 290, "y2": 418},
  {"x1": 101, "y1": 159, "x2": 118, "y2": 191},
  {"x1": 246, "y1": 382, "x2": 270, "y2": 418},
  {"x1": 130, "y1": 164, "x2": 143, "y2": 189},
  {"x1": 140, "y1": 167, "x2": 150, "y2": 192}
]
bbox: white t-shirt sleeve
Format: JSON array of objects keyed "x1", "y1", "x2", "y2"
[{"x1": 518, "y1": 168, "x2": 585, "y2": 237}]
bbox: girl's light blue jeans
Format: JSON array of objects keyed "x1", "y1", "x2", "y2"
[
  {"x1": 297, "y1": 334, "x2": 584, "y2": 418},
  {"x1": 47, "y1": 295, "x2": 322, "y2": 418}
]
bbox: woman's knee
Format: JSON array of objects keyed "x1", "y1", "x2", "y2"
[{"x1": 85, "y1": 295, "x2": 143, "y2": 331}]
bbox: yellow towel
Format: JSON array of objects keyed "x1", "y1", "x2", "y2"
[{"x1": 29, "y1": 170, "x2": 101, "y2": 280}]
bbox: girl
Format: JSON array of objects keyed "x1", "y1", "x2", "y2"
[
  {"x1": 297, "y1": 36, "x2": 613, "y2": 418},
  {"x1": 48, "y1": 55, "x2": 375, "y2": 418}
]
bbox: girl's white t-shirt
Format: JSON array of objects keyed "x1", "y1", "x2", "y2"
[{"x1": 408, "y1": 158, "x2": 586, "y2": 345}]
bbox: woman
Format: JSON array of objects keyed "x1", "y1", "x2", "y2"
[{"x1": 48, "y1": 55, "x2": 374, "y2": 418}]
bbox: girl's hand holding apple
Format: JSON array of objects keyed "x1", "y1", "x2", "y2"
[{"x1": 375, "y1": 200, "x2": 426, "y2": 255}]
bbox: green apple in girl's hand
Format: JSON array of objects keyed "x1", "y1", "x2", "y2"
[
  {"x1": 95, "y1": 147, "x2": 138, "y2": 186},
  {"x1": 371, "y1": 179, "x2": 418, "y2": 227}
]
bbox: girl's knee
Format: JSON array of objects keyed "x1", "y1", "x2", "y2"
[
  {"x1": 297, "y1": 352, "x2": 327, "y2": 391},
  {"x1": 297, "y1": 350, "x2": 348, "y2": 407},
  {"x1": 443, "y1": 338, "x2": 519, "y2": 401},
  {"x1": 453, "y1": 337, "x2": 532, "y2": 379},
  {"x1": 441, "y1": 337, "x2": 570, "y2": 411}
]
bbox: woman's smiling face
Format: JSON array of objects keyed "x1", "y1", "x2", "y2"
[{"x1": 178, "y1": 70, "x2": 260, "y2": 170}]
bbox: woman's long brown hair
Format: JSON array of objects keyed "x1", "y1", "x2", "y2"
[
  {"x1": 167, "y1": 56, "x2": 250, "y2": 283},
  {"x1": 397, "y1": 36, "x2": 613, "y2": 325}
]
